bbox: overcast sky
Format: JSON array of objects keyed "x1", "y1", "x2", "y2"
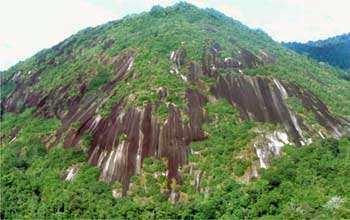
[{"x1": 1, "y1": 0, "x2": 349, "y2": 71}]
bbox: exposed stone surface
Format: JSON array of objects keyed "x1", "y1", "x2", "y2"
[
  {"x1": 211, "y1": 75, "x2": 348, "y2": 145},
  {"x1": 258, "y1": 49, "x2": 277, "y2": 64},
  {"x1": 187, "y1": 61, "x2": 203, "y2": 82},
  {"x1": 169, "y1": 189, "x2": 180, "y2": 204},
  {"x1": 61, "y1": 164, "x2": 80, "y2": 181},
  {"x1": 3, "y1": 70, "x2": 42, "y2": 114},
  {"x1": 184, "y1": 89, "x2": 208, "y2": 143},
  {"x1": 2, "y1": 41, "x2": 348, "y2": 201},
  {"x1": 170, "y1": 48, "x2": 189, "y2": 82},
  {"x1": 0, "y1": 127, "x2": 19, "y2": 144},
  {"x1": 56, "y1": 89, "x2": 207, "y2": 195},
  {"x1": 112, "y1": 189, "x2": 123, "y2": 199},
  {"x1": 3, "y1": 51, "x2": 135, "y2": 119},
  {"x1": 170, "y1": 48, "x2": 186, "y2": 68},
  {"x1": 202, "y1": 43, "x2": 276, "y2": 77},
  {"x1": 283, "y1": 82, "x2": 349, "y2": 138},
  {"x1": 254, "y1": 130, "x2": 291, "y2": 169}
]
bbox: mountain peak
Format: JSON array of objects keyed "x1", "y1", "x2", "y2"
[{"x1": 1, "y1": 2, "x2": 350, "y2": 218}]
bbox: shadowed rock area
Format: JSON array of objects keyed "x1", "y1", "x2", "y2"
[
  {"x1": 2, "y1": 4, "x2": 350, "y2": 218},
  {"x1": 1, "y1": 33, "x2": 349, "y2": 200},
  {"x1": 211, "y1": 75, "x2": 348, "y2": 144}
]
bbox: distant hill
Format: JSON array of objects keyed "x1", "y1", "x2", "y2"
[{"x1": 283, "y1": 33, "x2": 350, "y2": 80}]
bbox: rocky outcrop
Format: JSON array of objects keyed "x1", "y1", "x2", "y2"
[
  {"x1": 62, "y1": 88, "x2": 208, "y2": 194},
  {"x1": 283, "y1": 83, "x2": 349, "y2": 138},
  {"x1": 184, "y1": 89, "x2": 208, "y2": 142},
  {"x1": 211, "y1": 75, "x2": 347, "y2": 145},
  {"x1": 3, "y1": 70, "x2": 42, "y2": 114},
  {"x1": 254, "y1": 130, "x2": 291, "y2": 169},
  {"x1": 170, "y1": 47, "x2": 188, "y2": 81},
  {"x1": 3, "y1": 50, "x2": 135, "y2": 119},
  {"x1": 2, "y1": 46, "x2": 211, "y2": 197},
  {"x1": 2, "y1": 40, "x2": 348, "y2": 201},
  {"x1": 202, "y1": 43, "x2": 276, "y2": 77},
  {"x1": 47, "y1": 85, "x2": 207, "y2": 196},
  {"x1": 61, "y1": 164, "x2": 80, "y2": 181}
]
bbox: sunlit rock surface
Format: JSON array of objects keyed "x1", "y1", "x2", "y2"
[
  {"x1": 2, "y1": 41, "x2": 349, "y2": 199},
  {"x1": 61, "y1": 165, "x2": 80, "y2": 181},
  {"x1": 211, "y1": 75, "x2": 348, "y2": 145},
  {"x1": 254, "y1": 130, "x2": 291, "y2": 169}
]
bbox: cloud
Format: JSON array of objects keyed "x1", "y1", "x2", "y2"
[
  {"x1": 264, "y1": 0, "x2": 350, "y2": 42},
  {"x1": 215, "y1": 3, "x2": 244, "y2": 20},
  {"x1": 0, "y1": 0, "x2": 117, "y2": 70},
  {"x1": 110, "y1": 0, "x2": 176, "y2": 17},
  {"x1": 1, "y1": 0, "x2": 349, "y2": 70}
]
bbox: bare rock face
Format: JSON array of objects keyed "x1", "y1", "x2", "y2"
[
  {"x1": 62, "y1": 101, "x2": 202, "y2": 194},
  {"x1": 283, "y1": 83, "x2": 349, "y2": 138},
  {"x1": 54, "y1": 89, "x2": 208, "y2": 195},
  {"x1": 61, "y1": 164, "x2": 80, "y2": 181},
  {"x1": 258, "y1": 49, "x2": 277, "y2": 65},
  {"x1": 159, "y1": 106, "x2": 188, "y2": 183},
  {"x1": 202, "y1": 43, "x2": 276, "y2": 77},
  {"x1": 4, "y1": 70, "x2": 42, "y2": 114},
  {"x1": 254, "y1": 130, "x2": 291, "y2": 169},
  {"x1": 2, "y1": 46, "x2": 210, "y2": 198},
  {"x1": 211, "y1": 75, "x2": 348, "y2": 145},
  {"x1": 236, "y1": 48, "x2": 263, "y2": 69},
  {"x1": 3, "y1": 50, "x2": 135, "y2": 119},
  {"x1": 187, "y1": 61, "x2": 203, "y2": 82},
  {"x1": 185, "y1": 89, "x2": 208, "y2": 143},
  {"x1": 170, "y1": 48, "x2": 187, "y2": 68},
  {"x1": 112, "y1": 189, "x2": 123, "y2": 199},
  {"x1": 2, "y1": 40, "x2": 348, "y2": 201},
  {"x1": 170, "y1": 47, "x2": 189, "y2": 82},
  {"x1": 211, "y1": 75, "x2": 306, "y2": 144}
]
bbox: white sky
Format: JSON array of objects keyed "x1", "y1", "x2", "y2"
[{"x1": 1, "y1": 0, "x2": 349, "y2": 71}]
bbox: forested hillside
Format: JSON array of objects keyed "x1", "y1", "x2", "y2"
[
  {"x1": 283, "y1": 33, "x2": 350, "y2": 80},
  {"x1": 1, "y1": 3, "x2": 349, "y2": 219}
]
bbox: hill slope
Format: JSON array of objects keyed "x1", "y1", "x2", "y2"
[
  {"x1": 1, "y1": 3, "x2": 350, "y2": 219},
  {"x1": 283, "y1": 33, "x2": 350, "y2": 80}
]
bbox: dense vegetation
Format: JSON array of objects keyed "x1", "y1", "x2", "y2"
[
  {"x1": 1, "y1": 2, "x2": 350, "y2": 219},
  {"x1": 283, "y1": 33, "x2": 350, "y2": 80},
  {"x1": 2, "y1": 3, "x2": 350, "y2": 115},
  {"x1": 1, "y1": 109, "x2": 349, "y2": 218}
]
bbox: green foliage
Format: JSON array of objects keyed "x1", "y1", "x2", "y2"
[
  {"x1": 0, "y1": 79, "x2": 15, "y2": 99},
  {"x1": 245, "y1": 52, "x2": 350, "y2": 116},
  {"x1": 283, "y1": 33, "x2": 350, "y2": 72},
  {"x1": 286, "y1": 97, "x2": 304, "y2": 114},
  {"x1": 87, "y1": 64, "x2": 112, "y2": 92},
  {"x1": 2, "y1": 2, "x2": 350, "y2": 117},
  {"x1": 1, "y1": 82, "x2": 349, "y2": 220},
  {"x1": 189, "y1": 99, "x2": 255, "y2": 183},
  {"x1": 1, "y1": 2, "x2": 350, "y2": 219},
  {"x1": 286, "y1": 97, "x2": 319, "y2": 129},
  {"x1": 234, "y1": 159, "x2": 252, "y2": 177},
  {"x1": 246, "y1": 138, "x2": 350, "y2": 218}
]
